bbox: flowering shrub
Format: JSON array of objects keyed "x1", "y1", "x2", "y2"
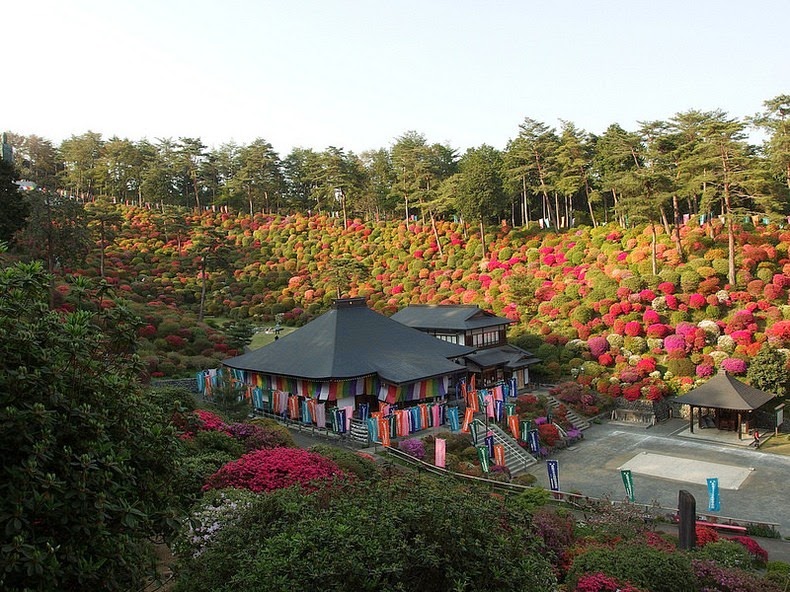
[
  {"x1": 538, "y1": 423, "x2": 561, "y2": 447},
  {"x1": 721, "y1": 357, "x2": 748, "y2": 374},
  {"x1": 203, "y1": 447, "x2": 345, "y2": 492},
  {"x1": 574, "y1": 572, "x2": 646, "y2": 592},
  {"x1": 728, "y1": 535, "x2": 769, "y2": 565},
  {"x1": 195, "y1": 409, "x2": 230, "y2": 433},
  {"x1": 695, "y1": 525, "x2": 720, "y2": 546},
  {"x1": 226, "y1": 421, "x2": 295, "y2": 450},
  {"x1": 174, "y1": 489, "x2": 256, "y2": 558},
  {"x1": 692, "y1": 559, "x2": 782, "y2": 592},
  {"x1": 587, "y1": 336, "x2": 609, "y2": 358},
  {"x1": 399, "y1": 437, "x2": 426, "y2": 460}
]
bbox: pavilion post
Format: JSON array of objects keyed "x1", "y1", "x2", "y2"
[
  {"x1": 737, "y1": 412, "x2": 742, "y2": 440},
  {"x1": 689, "y1": 406, "x2": 694, "y2": 433}
]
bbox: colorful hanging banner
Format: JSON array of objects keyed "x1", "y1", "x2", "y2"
[
  {"x1": 508, "y1": 414, "x2": 520, "y2": 439},
  {"x1": 493, "y1": 444, "x2": 505, "y2": 467},
  {"x1": 378, "y1": 418, "x2": 391, "y2": 446},
  {"x1": 707, "y1": 477, "x2": 720, "y2": 512},
  {"x1": 447, "y1": 406, "x2": 460, "y2": 432},
  {"x1": 484, "y1": 433, "x2": 494, "y2": 459},
  {"x1": 476, "y1": 445, "x2": 490, "y2": 473},
  {"x1": 470, "y1": 420, "x2": 480, "y2": 444},
  {"x1": 367, "y1": 417, "x2": 379, "y2": 443},
  {"x1": 547, "y1": 460, "x2": 560, "y2": 491},
  {"x1": 494, "y1": 399, "x2": 504, "y2": 422},
  {"x1": 520, "y1": 420, "x2": 531, "y2": 442},
  {"x1": 528, "y1": 429, "x2": 540, "y2": 454},
  {"x1": 435, "y1": 438, "x2": 446, "y2": 468},
  {"x1": 621, "y1": 469, "x2": 635, "y2": 502},
  {"x1": 358, "y1": 402, "x2": 369, "y2": 421},
  {"x1": 461, "y1": 407, "x2": 475, "y2": 433},
  {"x1": 509, "y1": 376, "x2": 517, "y2": 397},
  {"x1": 505, "y1": 402, "x2": 516, "y2": 417}
]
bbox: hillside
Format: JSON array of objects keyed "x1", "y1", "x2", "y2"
[{"x1": 62, "y1": 206, "x2": 790, "y2": 397}]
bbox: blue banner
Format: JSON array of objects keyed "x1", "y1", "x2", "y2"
[
  {"x1": 528, "y1": 429, "x2": 540, "y2": 454},
  {"x1": 484, "y1": 433, "x2": 494, "y2": 459},
  {"x1": 447, "y1": 406, "x2": 460, "y2": 432},
  {"x1": 707, "y1": 477, "x2": 720, "y2": 512},
  {"x1": 547, "y1": 460, "x2": 560, "y2": 491},
  {"x1": 509, "y1": 376, "x2": 517, "y2": 398}
]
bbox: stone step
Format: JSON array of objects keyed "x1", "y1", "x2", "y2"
[
  {"x1": 546, "y1": 395, "x2": 591, "y2": 430},
  {"x1": 472, "y1": 419, "x2": 537, "y2": 476}
]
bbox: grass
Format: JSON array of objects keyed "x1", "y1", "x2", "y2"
[
  {"x1": 249, "y1": 326, "x2": 297, "y2": 350},
  {"x1": 759, "y1": 433, "x2": 790, "y2": 456}
]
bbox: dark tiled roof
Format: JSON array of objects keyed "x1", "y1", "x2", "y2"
[
  {"x1": 679, "y1": 371, "x2": 776, "y2": 411},
  {"x1": 464, "y1": 344, "x2": 541, "y2": 371},
  {"x1": 390, "y1": 304, "x2": 512, "y2": 331},
  {"x1": 223, "y1": 298, "x2": 472, "y2": 385}
]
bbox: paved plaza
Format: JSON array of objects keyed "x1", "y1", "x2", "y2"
[{"x1": 527, "y1": 418, "x2": 790, "y2": 534}]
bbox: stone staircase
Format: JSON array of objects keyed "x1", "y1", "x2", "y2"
[
  {"x1": 546, "y1": 395, "x2": 591, "y2": 431},
  {"x1": 472, "y1": 419, "x2": 537, "y2": 476}
]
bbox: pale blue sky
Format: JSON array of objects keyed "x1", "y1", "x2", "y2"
[{"x1": 6, "y1": 0, "x2": 788, "y2": 154}]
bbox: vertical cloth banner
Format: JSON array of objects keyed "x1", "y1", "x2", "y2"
[
  {"x1": 435, "y1": 437, "x2": 446, "y2": 468},
  {"x1": 505, "y1": 402, "x2": 516, "y2": 417},
  {"x1": 508, "y1": 415, "x2": 520, "y2": 439},
  {"x1": 520, "y1": 420, "x2": 532, "y2": 442},
  {"x1": 476, "y1": 445, "x2": 490, "y2": 473},
  {"x1": 378, "y1": 418, "x2": 391, "y2": 446},
  {"x1": 470, "y1": 421, "x2": 481, "y2": 444},
  {"x1": 528, "y1": 429, "x2": 540, "y2": 454},
  {"x1": 621, "y1": 469, "x2": 635, "y2": 502},
  {"x1": 707, "y1": 477, "x2": 720, "y2": 512},
  {"x1": 484, "y1": 433, "x2": 495, "y2": 459},
  {"x1": 509, "y1": 376, "x2": 517, "y2": 398},
  {"x1": 447, "y1": 406, "x2": 460, "y2": 432},
  {"x1": 547, "y1": 460, "x2": 560, "y2": 491},
  {"x1": 366, "y1": 417, "x2": 379, "y2": 443},
  {"x1": 461, "y1": 408, "x2": 475, "y2": 433},
  {"x1": 493, "y1": 444, "x2": 505, "y2": 467}
]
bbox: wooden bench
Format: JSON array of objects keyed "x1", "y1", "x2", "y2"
[{"x1": 696, "y1": 521, "x2": 747, "y2": 534}]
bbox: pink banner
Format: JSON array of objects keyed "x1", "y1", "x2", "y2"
[
  {"x1": 461, "y1": 407, "x2": 475, "y2": 432},
  {"x1": 435, "y1": 438, "x2": 446, "y2": 468},
  {"x1": 485, "y1": 395, "x2": 495, "y2": 419}
]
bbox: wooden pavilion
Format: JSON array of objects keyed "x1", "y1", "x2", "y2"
[{"x1": 679, "y1": 369, "x2": 776, "y2": 440}]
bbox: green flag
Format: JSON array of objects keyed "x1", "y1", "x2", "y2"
[
  {"x1": 621, "y1": 469, "x2": 635, "y2": 502},
  {"x1": 476, "y1": 445, "x2": 490, "y2": 473}
]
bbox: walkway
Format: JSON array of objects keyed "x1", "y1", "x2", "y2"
[{"x1": 527, "y1": 418, "x2": 790, "y2": 535}]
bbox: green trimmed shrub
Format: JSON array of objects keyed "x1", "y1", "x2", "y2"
[{"x1": 566, "y1": 543, "x2": 695, "y2": 592}]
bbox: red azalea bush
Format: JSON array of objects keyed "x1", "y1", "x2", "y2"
[
  {"x1": 728, "y1": 535, "x2": 769, "y2": 565},
  {"x1": 538, "y1": 423, "x2": 561, "y2": 447},
  {"x1": 695, "y1": 525, "x2": 720, "y2": 547},
  {"x1": 203, "y1": 447, "x2": 345, "y2": 492},
  {"x1": 574, "y1": 572, "x2": 646, "y2": 592}
]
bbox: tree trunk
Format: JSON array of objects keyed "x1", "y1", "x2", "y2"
[
  {"x1": 430, "y1": 209, "x2": 443, "y2": 257},
  {"x1": 479, "y1": 218, "x2": 487, "y2": 260},
  {"x1": 650, "y1": 222, "x2": 658, "y2": 276},
  {"x1": 198, "y1": 255, "x2": 208, "y2": 321}
]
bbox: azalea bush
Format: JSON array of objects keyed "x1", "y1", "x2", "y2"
[{"x1": 203, "y1": 447, "x2": 346, "y2": 492}]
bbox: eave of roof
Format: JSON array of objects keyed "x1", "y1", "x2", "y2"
[
  {"x1": 223, "y1": 298, "x2": 473, "y2": 385},
  {"x1": 678, "y1": 371, "x2": 776, "y2": 411}
]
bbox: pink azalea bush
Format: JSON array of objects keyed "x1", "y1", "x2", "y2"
[
  {"x1": 721, "y1": 358, "x2": 748, "y2": 374},
  {"x1": 203, "y1": 447, "x2": 345, "y2": 492}
]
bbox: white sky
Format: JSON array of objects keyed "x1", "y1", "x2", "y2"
[{"x1": 5, "y1": 0, "x2": 788, "y2": 155}]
